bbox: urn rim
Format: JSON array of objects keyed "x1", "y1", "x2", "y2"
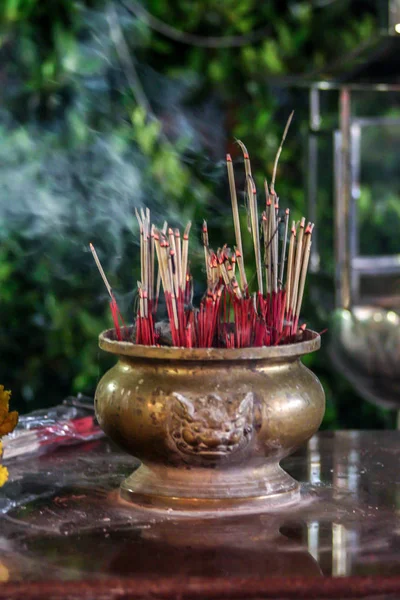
[{"x1": 98, "y1": 327, "x2": 320, "y2": 361}]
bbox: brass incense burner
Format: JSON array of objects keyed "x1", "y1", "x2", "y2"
[{"x1": 95, "y1": 328, "x2": 325, "y2": 514}]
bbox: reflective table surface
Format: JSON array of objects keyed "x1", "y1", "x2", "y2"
[{"x1": 1, "y1": 431, "x2": 400, "y2": 599}]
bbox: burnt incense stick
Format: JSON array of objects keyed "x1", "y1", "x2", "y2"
[
  {"x1": 138, "y1": 281, "x2": 144, "y2": 318},
  {"x1": 225, "y1": 258, "x2": 235, "y2": 283},
  {"x1": 168, "y1": 227, "x2": 180, "y2": 297},
  {"x1": 171, "y1": 293, "x2": 179, "y2": 331},
  {"x1": 274, "y1": 202, "x2": 280, "y2": 287},
  {"x1": 202, "y1": 220, "x2": 211, "y2": 287},
  {"x1": 295, "y1": 224, "x2": 313, "y2": 329},
  {"x1": 89, "y1": 243, "x2": 113, "y2": 299},
  {"x1": 285, "y1": 221, "x2": 296, "y2": 313},
  {"x1": 150, "y1": 224, "x2": 155, "y2": 302},
  {"x1": 271, "y1": 111, "x2": 294, "y2": 194},
  {"x1": 90, "y1": 242, "x2": 124, "y2": 340},
  {"x1": 136, "y1": 207, "x2": 154, "y2": 316},
  {"x1": 263, "y1": 180, "x2": 270, "y2": 295},
  {"x1": 142, "y1": 218, "x2": 149, "y2": 296},
  {"x1": 231, "y1": 276, "x2": 242, "y2": 299},
  {"x1": 181, "y1": 221, "x2": 191, "y2": 292},
  {"x1": 231, "y1": 252, "x2": 236, "y2": 278},
  {"x1": 154, "y1": 230, "x2": 168, "y2": 295},
  {"x1": 290, "y1": 217, "x2": 305, "y2": 316},
  {"x1": 269, "y1": 193, "x2": 278, "y2": 294},
  {"x1": 135, "y1": 209, "x2": 145, "y2": 295},
  {"x1": 165, "y1": 237, "x2": 173, "y2": 293},
  {"x1": 155, "y1": 220, "x2": 168, "y2": 308},
  {"x1": 275, "y1": 196, "x2": 279, "y2": 218},
  {"x1": 134, "y1": 207, "x2": 142, "y2": 228},
  {"x1": 266, "y1": 196, "x2": 273, "y2": 295},
  {"x1": 246, "y1": 174, "x2": 263, "y2": 295},
  {"x1": 226, "y1": 154, "x2": 247, "y2": 290},
  {"x1": 279, "y1": 208, "x2": 289, "y2": 289},
  {"x1": 262, "y1": 212, "x2": 269, "y2": 294},
  {"x1": 174, "y1": 228, "x2": 182, "y2": 294},
  {"x1": 237, "y1": 140, "x2": 252, "y2": 179},
  {"x1": 220, "y1": 263, "x2": 230, "y2": 287},
  {"x1": 238, "y1": 140, "x2": 254, "y2": 239}
]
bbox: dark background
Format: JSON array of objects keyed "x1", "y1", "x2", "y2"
[{"x1": 0, "y1": 0, "x2": 396, "y2": 428}]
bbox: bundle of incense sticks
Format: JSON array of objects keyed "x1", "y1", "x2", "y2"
[
  {"x1": 134, "y1": 208, "x2": 157, "y2": 345},
  {"x1": 90, "y1": 113, "x2": 314, "y2": 348},
  {"x1": 152, "y1": 220, "x2": 193, "y2": 347}
]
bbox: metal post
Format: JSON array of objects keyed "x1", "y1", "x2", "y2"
[
  {"x1": 308, "y1": 87, "x2": 321, "y2": 272},
  {"x1": 336, "y1": 87, "x2": 352, "y2": 309},
  {"x1": 349, "y1": 123, "x2": 361, "y2": 305}
]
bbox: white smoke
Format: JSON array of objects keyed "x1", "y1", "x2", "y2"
[{"x1": 0, "y1": 0, "x2": 229, "y2": 290}]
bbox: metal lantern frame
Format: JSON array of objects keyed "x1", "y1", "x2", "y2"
[{"x1": 307, "y1": 81, "x2": 400, "y2": 310}]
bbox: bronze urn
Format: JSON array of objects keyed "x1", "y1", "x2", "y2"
[{"x1": 95, "y1": 328, "x2": 325, "y2": 514}]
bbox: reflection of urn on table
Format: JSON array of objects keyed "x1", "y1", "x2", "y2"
[{"x1": 107, "y1": 515, "x2": 322, "y2": 578}]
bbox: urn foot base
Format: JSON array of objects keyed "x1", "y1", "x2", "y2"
[{"x1": 120, "y1": 462, "x2": 300, "y2": 515}]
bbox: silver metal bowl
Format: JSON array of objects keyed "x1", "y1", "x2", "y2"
[{"x1": 329, "y1": 306, "x2": 400, "y2": 410}]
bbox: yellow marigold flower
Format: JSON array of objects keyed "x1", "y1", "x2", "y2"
[
  {"x1": 0, "y1": 440, "x2": 8, "y2": 486},
  {"x1": 0, "y1": 386, "x2": 18, "y2": 487},
  {"x1": 0, "y1": 465, "x2": 8, "y2": 487},
  {"x1": 0, "y1": 561, "x2": 9, "y2": 583},
  {"x1": 0, "y1": 386, "x2": 18, "y2": 437}
]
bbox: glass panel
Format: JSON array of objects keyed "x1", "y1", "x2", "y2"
[
  {"x1": 307, "y1": 129, "x2": 335, "y2": 276},
  {"x1": 355, "y1": 120, "x2": 400, "y2": 257},
  {"x1": 351, "y1": 90, "x2": 400, "y2": 118}
]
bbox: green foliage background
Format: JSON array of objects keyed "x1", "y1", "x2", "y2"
[{"x1": 0, "y1": 0, "x2": 395, "y2": 427}]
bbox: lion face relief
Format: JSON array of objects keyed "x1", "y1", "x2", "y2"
[{"x1": 167, "y1": 392, "x2": 255, "y2": 461}]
